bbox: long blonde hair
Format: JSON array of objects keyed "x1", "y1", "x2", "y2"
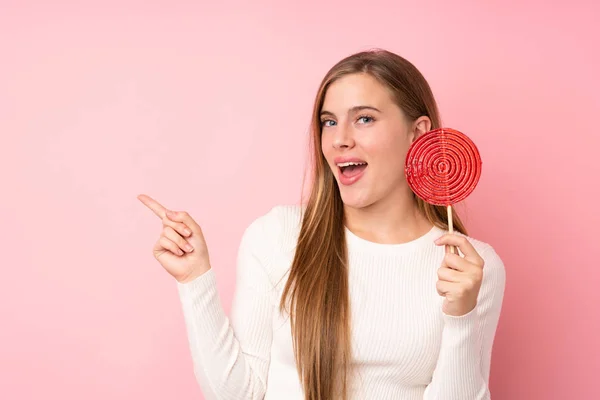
[{"x1": 279, "y1": 49, "x2": 468, "y2": 400}]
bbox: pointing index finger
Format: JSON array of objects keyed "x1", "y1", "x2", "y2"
[{"x1": 137, "y1": 194, "x2": 168, "y2": 219}]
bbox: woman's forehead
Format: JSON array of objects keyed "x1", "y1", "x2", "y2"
[{"x1": 322, "y1": 74, "x2": 393, "y2": 113}]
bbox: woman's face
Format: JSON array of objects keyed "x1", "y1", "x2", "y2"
[{"x1": 320, "y1": 72, "x2": 430, "y2": 209}]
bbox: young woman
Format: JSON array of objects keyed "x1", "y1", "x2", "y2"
[{"x1": 138, "y1": 49, "x2": 506, "y2": 400}]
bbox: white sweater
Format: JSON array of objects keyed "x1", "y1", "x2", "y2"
[{"x1": 177, "y1": 205, "x2": 506, "y2": 400}]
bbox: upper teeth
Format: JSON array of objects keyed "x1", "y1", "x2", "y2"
[{"x1": 337, "y1": 161, "x2": 366, "y2": 167}]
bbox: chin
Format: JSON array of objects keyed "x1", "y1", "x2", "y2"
[{"x1": 338, "y1": 190, "x2": 375, "y2": 210}]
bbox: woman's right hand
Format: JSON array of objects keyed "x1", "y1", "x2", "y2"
[{"x1": 137, "y1": 194, "x2": 211, "y2": 283}]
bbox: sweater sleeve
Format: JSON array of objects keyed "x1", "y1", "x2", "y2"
[
  {"x1": 423, "y1": 245, "x2": 506, "y2": 400},
  {"x1": 176, "y1": 209, "x2": 279, "y2": 400}
]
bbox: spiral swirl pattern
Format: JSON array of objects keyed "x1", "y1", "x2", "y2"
[{"x1": 404, "y1": 128, "x2": 482, "y2": 206}]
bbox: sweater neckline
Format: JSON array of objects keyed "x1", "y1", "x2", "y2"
[{"x1": 344, "y1": 224, "x2": 444, "y2": 253}]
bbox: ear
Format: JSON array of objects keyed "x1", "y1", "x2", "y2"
[{"x1": 410, "y1": 116, "x2": 432, "y2": 143}]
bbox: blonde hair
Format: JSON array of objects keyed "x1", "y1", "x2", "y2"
[{"x1": 280, "y1": 49, "x2": 467, "y2": 400}]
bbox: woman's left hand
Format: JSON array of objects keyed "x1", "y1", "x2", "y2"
[{"x1": 434, "y1": 234, "x2": 485, "y2": 317}]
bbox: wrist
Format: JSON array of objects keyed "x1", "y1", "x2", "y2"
[{"x1": 176, "y1": 264, "x2": 212, "y2": 284}]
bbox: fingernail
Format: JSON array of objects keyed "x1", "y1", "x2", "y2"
[
  {"x1": 185, "y1": 244, "x2": 194, "y2": 252},
  {"x1": 183, "y1": 228, "x2": 192, "y2": 236}
]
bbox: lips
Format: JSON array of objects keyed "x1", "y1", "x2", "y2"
[
  {"x1": 340, "y1": 163, "x2": 367, "y2": 177},
  {"x1": 334, "y1": 158, "x2": 368, "y2": 186},
  {"x1": 334, "y1": 156, "x2": 367, "y2": 165}
]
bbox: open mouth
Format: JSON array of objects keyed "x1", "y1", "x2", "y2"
[{"x1": 338, "y1": 162, "x2": 368, "y2": 178}]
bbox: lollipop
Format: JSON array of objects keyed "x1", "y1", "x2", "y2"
[{"x1": 404, "y1": 128, "x2": 482, "y2": 253}]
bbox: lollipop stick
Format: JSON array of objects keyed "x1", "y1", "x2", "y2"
[{"x1": 447, "y1": 205, "x2": 457, "y2": 255}]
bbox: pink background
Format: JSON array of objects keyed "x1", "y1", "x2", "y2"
[{"x1": 1, "y1": 1, "x2": 598, "y2": 399}]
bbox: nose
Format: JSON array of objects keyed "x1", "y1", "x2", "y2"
[{"x1": 332, "y1": 123, "x2": 355, "y2": 150}]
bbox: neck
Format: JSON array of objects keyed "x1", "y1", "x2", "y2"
[{"x1": 343, "y1": 190, "x2": 433, "y2": 245}]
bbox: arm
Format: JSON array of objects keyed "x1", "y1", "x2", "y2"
[
  {"x1": 176, "y1": 210, "x2": 278, "y2": 399},
  {"x1": 424, "y1": 245, "x2": 506, "y2": 400}
]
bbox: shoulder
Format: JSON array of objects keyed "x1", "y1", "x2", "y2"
[
  {"x1": 237, "y1": 204, "x2": 303, "y2": 284},
  {"x1": 445, "y1": 230, "x2": 503, "y2": 267},
  {"x1": 444, "y1": 230, "x2": 506, "y2": 285},
  {"x1": 265, "y1": 203, "x2": 305, "y2": 232},
  {"x1": 248, "y1": 203, "x2": 303, "y2": 233},
  {"x1": 462, "y1": 234, "x2": 507, "y2": 297},
  {"x1": 471, "y1": 238, "x2": 504, "y2": 277},
  {"x1": 242, "y1": 203, "x2": 304, "y2": 252}
]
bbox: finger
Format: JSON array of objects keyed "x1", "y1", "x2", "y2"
[
  {"x1": 158, "y1": 236, "x2": 184, "y2": 256},
  {"x1": 435, "y1": 234, "x2": 484, "y2": 266},
  {"x1": 444, "y1": 244, "x2": 460, "y2": 256},
  {"x1": 165, "y1": 210, "x2": 203, "y2": 236},
  {"x1": 437, "y1": 266, "x2": 462, "y2": 282},
  {"x1": 442, "y1": 253, "x2": 471, "y2": 272},
  {"x1": 436, "y1": 280, "x2": 463, "y2": 297},
  {"x1": 162, "y1": 217, "x2": 193, "y2": 238},
  {"x1": 138, "y1": 194, "x2": 168, "y2": 219},
  {"x1": 163, "y1": 226, "x2": 194, "y2": 253},
  {"x1": 436, "y1": 280, "x2": 452, "y2": 296}
]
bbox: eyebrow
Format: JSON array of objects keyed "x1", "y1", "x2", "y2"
[{"x1": 320, "y1": 105, "x2": 381, "y2": 118}]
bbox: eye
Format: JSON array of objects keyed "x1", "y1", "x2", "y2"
[
  {"x1": 321, "y1": 119, "x2": 337, "y2": 127},
  {"x1": 357, "y1": 115, "x2": 374, "y2": 124}
]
